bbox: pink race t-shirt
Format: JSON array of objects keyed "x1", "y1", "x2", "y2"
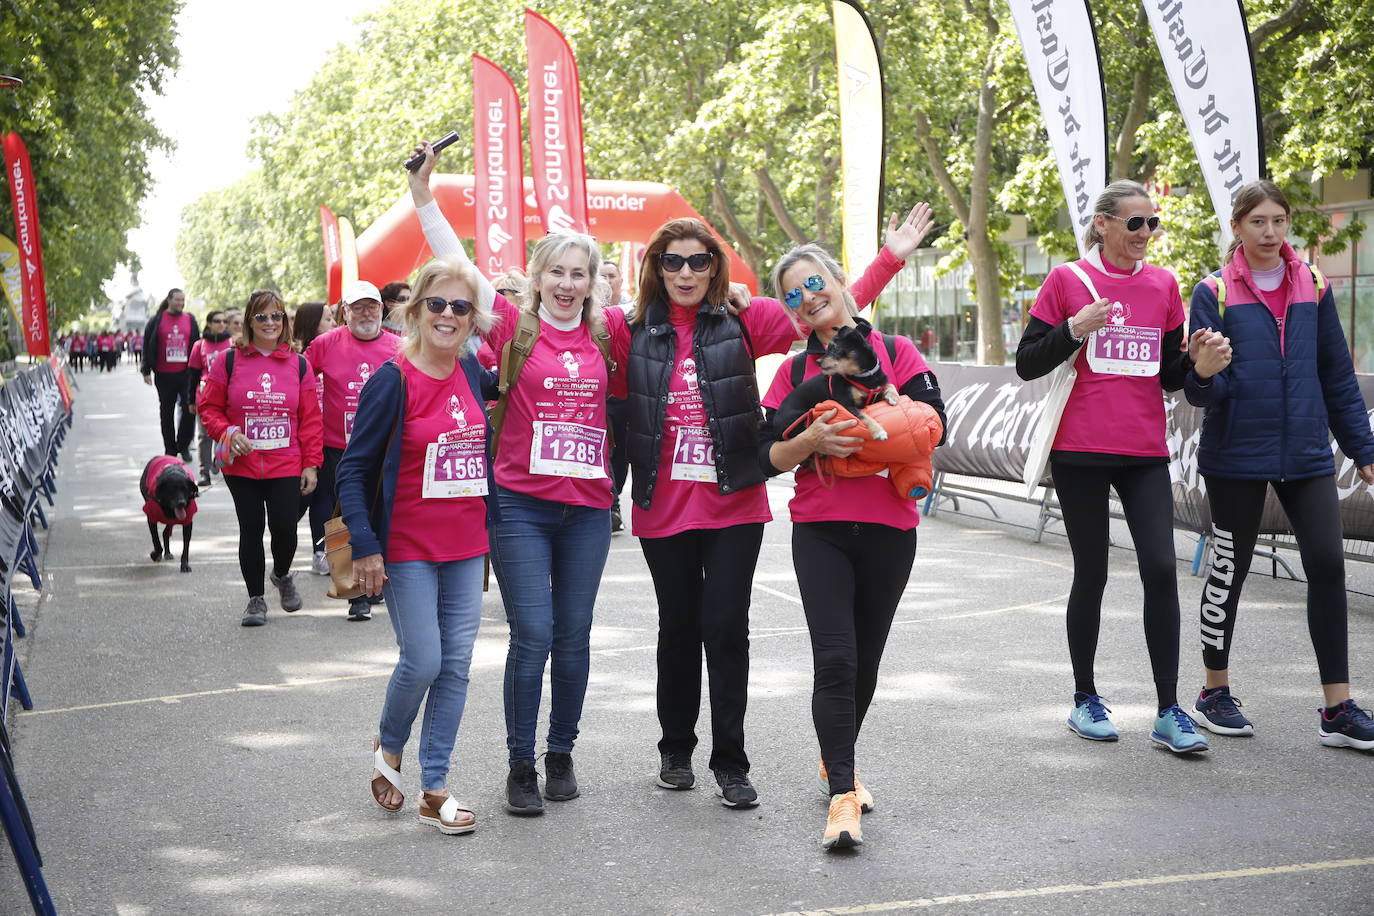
[
  {"x1": 304, "y1": 326, "x2": 401, "y2": 449},
  {"x1": 1257, "y1": 276, "x2": 1290, "y2": 352},
  {"x1": 627, "y1": 299, "x2": 799, "y2": 539},
  {"x1": 762, "y1": 330, "x2": 930, "y2": 529},
  {"x1": 385, "y1": 358, "x2": 489, "y2": 563},
  {"x1": 197, "y1": 346, "x2": 324, "y2": 480},
  {"x1": 486, "y1": 296, "x2": 612, "y2": 509},
  {"x1": 1029, "y1": 260, "x2": 1184, "y2": 457},
  {"x1": 154, "y1": 312, "x2": 194, "y2": 372},
  {"x1": 189, "y1": 337, "x2": 231, "y2": 371}
]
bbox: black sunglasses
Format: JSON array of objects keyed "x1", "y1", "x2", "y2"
[
  {"x1": 251, "y1": 311, "x2": 286, "y2": 324},
  {"x1": 423, "y1": 297, "x2": 473, "y2": 316},
  {"x1": 1104, "y1": 213, "x2": 1161, "y2": 232},
  {"x1": 659, "y1": 252, "x2": 714, "y2": 273}
]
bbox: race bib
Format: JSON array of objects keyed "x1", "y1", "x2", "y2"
[
  {"x1": 670, "y1": 426, "x2": 717, "y2": 483},
  {"x1": 1086, "y1": 325, "x2": 1161, "y2": 377},
  {"x1": 245, "y1": 414, "x2": 291, "y2": 450},
  {"x1": 529, "y1": 422, "x2": 607, "y2": 479},
  {"x1": 423, "y1": 429, "x2": 488, "y2": 498},
  {"x1": 165, "y1": 344, "x2": 188, "y2": 363}
]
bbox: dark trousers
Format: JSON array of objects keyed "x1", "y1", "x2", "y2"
[
  {"x1": 607, "y1": 397, "x2": 630, "y2": 497},
  {"x1": 640, "y1": 523, "x2": 764, "y2": 774},
  {"x1": 224, "y1": 475, "x2": 300, "y2": 597},
  {"x1": 1201, "y1": 475, "x2": 1349, "y2": 684},
  {"x1": 300, "y1": 446, "x2": 343, "y2": 550},
  {"x1": 1052, "y1": 460, "x2": 1180, "y2": 710},
  {"x1": 153, "y1": 370, "x2": 195, "y2": 456},
  {"x1": 793, "y1": 521, "x2": 916, "y2": 796}
]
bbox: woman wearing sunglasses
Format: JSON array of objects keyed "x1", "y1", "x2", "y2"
[
  {"x1": 409, "y1": 142, "x2": 619, "y2": 816},
  {"x1": 1183, "y1": 180, "x2": 1374, "y2": 749},
  {"x1": 1015, "y1": 180, "x2": 1227, "y2": 753},
  {"x1": 336, "y1": 256, "x2": 497, "y2": 835},
  {"x1": 758, "y1": 231, "x2": 943, "y2": 848},
  {"x1": 198, "y1": 291, "x2": 323, "y2": 626}
]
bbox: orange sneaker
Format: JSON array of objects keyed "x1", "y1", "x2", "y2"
[
  {"x1": 818, "y1": 760, "x2": 873, "y2": 812},
  {"x1": 821, "y1": 791, "x2": 863, "y2": 849}
]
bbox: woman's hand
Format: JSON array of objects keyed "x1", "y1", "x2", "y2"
[
  {"x1": 1069, "y1": 298, "x2": 1112, "y2": 337},
  {"x1": 1358, "y1": 464, "x2": 1374, "y2": 486},
  {"x1": 229, "y1": 430, "x2": 253, "y2": 457},
  {"x1": 300, "y1": 466, "x2": 318, "y2": 496},
  {"x1": 1187, "y1": 327, "x2": 1217, "y2": 362},
  {"x1": 353, "y1": 553, "x2": 387, "y2": 597},
  {"x1": 799, "y1": 408, "x2": 864, "y2": 458},
  {"x1": 725, "y1": 282, "x2": 752, "y2": 316},
  {"x1": 407, "y1": 141, "x2": 438, "y2": 207},
  {"x1": 1192, "y1": 333, "x2": 1232, "y2": 379},
  {"x1": 884, "y1": 203, "x2": 935, "y2": 261}
]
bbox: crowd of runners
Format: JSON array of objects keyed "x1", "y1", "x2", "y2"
[{"x1": 125, "y1": 143, "x2": 1374, "y2": 850}]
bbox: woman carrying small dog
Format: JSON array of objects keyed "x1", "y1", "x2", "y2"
[
  {"x1": 1015, "y1": 180, "x2": 1228, "y2": 754},
  {"x1": 336, "y1": 256, "x2": 497, "y2": 835},
  {"x1": 198, "y1": 291, "x2": 322, "y2": 626},
  {"x1": 759, "y1": 229, "x2": 945, "y2": 850}
]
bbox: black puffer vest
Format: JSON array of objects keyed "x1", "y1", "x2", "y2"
[{"x1": 626, "y1": 299, "x2": 764, "y2": 510}]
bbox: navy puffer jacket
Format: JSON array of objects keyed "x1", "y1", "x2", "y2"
[{"x1": 1184, "y1": 242, "x2": 1374, "y2": 480}]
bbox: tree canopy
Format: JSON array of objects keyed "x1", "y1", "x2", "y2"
[{"x1": 178, "y1": 0, "x2": 1374, "y2": 362}]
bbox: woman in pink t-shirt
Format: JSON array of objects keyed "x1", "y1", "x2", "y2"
[
  {"x1": 1015, "y1": 180, "x2": 1226, "y2": 754},
  {"x1": 188, "y1": 310, "x2": 232, "y2": 487},
  {"x1": 759, "y1": 232, "x2": 946, "y2": 849},
  {"x1": 336, "y1": 256, "x2": 497, "y2": 836},
  {"x1": 198, "y1": 291, "x2": 323, "y2": 627}
]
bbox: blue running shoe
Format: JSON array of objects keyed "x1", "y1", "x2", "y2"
[
  {"x1": 1191, "y1": 686, "x2": 1254, "y2": 736},
  {"x1": 1318, "y1": 699, "x2": 1374, "y2": 751},
  {"x1": 1067, "y1": 693, "x2": 1118, "y2": 741},
  {"x1": 1151, "y1": 705, "x2": 1209, "y2": 754}
]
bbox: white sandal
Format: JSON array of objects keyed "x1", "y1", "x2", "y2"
[
  {"x1": 418, "y1": 791, "x2": 477, "y2": 835},
  {"x1": 370, "y1": 737, "x2": 404, "y2": 813}
]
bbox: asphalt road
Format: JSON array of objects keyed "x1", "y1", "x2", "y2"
[{"x1": 3, "y1": 364, "x2": 1372, "y2": 915}]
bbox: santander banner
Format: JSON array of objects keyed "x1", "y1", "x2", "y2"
[
  {"x1": 472, "y1": 54, "x2": 527, "y2": 278},
  {"x1": 1145, "y1": 1, "x2": 1263, "y2": 247},
  {"x1": 524, "y1": 9, "x2": 590, "y2": 235},
  {"x1": 3, "y1": 133, "x2": 51, "y2": 356},
  {"x1": 319, "y1": 205, "x2": 342, "y2": 304},
  {"x1": 1007, "y1": 0, "x2": 1108, "y2": 257}
]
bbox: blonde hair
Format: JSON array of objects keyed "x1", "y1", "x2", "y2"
[
  {"x1": 527, "y1": 231, "x2": 607, "y2": 336},
  {"x1": 397, "y1": 257, "x2": 496, "y2": 360},
  {"x1": 492, "y1": 270, "x2": 529, "y2": 307},
  {"x1": 1083, "y1": 180, "x2": 1151, "y2": 251},
  {"x1": 770, "y1": 243, "x2": 859, "y2": 318}
]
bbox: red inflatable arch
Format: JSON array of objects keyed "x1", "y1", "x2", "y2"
[{"x1": 354, "y1": 175, "x2": 758, "y2": 294}]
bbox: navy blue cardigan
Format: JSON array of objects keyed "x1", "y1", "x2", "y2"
[
  {"x1": 1184, "y1": 248, "x2": 1374, "y2": 481},
  {"x1": 336, "y1": 355, "x2": 499, "y2": 560}
]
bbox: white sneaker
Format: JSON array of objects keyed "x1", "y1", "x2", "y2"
[{"x1": 312, "y1": 550, "x2": 329, "y2": 576}]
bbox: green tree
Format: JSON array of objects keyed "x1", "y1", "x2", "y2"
[{"x1": 0, "y1": 1, "x2": 179, "y2": 325}]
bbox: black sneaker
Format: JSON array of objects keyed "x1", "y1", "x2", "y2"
[
  {"x1": 1319, "y1": 699, "x2": 1374, "y2": 751},
  {"x1": 610, "y1": 503, "x2": 624, "y2": 533},
  {"x1": 347, "y1": 597, "x2": 372, "y2": 621},
  {"x1": 505, "y1": 759, "x2": 544, "y2": 815},
  {"x1": 714, "y1": 770, "x2": 758, "y2": 808},
  {"x1": 196, "y1": 473, "x2": 212, "y2": 489},
  {"x1": 542, "y1": 751, "x2": 579, "y2": 801},
  {"x1": 270, "y1": 572, "x2": 302, "y2": 612},
  {"x1": 241, "y1": 596, "x2": 267, "y2": 627},
  {"x1": 179, "y1": 449, "x2": 193, "y2": 465},
  {"x1": 656, "y1": 752, "x2": 695, "y2": 790}
]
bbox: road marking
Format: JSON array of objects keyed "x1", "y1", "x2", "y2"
[
  {"x1": 758, "y1": 856, "x2": 1374, "y2": 915},
  {"x1": 18, "y1": 671, "x2": 392, "y2": 716}
]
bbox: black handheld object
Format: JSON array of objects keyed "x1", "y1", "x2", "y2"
[{"x1": 404, "y1": 130, "x2": 460, "y2": 172}]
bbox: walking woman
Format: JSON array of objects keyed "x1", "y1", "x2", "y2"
[
  {"x1": 1185, "y1": 179, "x2": 1374, "y2": 750},
  {"x1": 1015, "y1": 180, "x2": 1227, "y2": 753},
  {"x1": 410, "y1": 142, "x2": 616, "y2": 815},
  {"x1": 337, "y1": 256, "x2": 497, "y2": 835},
  {"x1": 198, "y1": 291, "x2": 322, "y2": 626},
  {"x1": 760, "y1": 233, "x2": 945, "y2": 848},
  {"x1": 188, "y1": 310, "x2": 233, "y2": 487}
]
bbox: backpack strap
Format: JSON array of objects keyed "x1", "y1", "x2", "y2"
[
  {"x1": 1309, "y1": 263, "x2": 1326, "y2": 300},
  {"x1": 1203, "y1": 272, "x2": 1227, "y2": 318},
  {"x1": 488, "y1": 310, "x2": 542, "y2": 456},
  {"x1": 225, "y1": 347, "x2": 235, "y2": 381}
]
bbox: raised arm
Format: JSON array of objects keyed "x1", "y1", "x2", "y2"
[{"x1": 407, "y1": 141, "x2": 496, "y2": 313}]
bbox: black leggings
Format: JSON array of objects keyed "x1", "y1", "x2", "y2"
[
  {"x1": 1200, "y1": 475, "x2": 1349, "y2": 684},
  {"x1": 224, "y1": 475, "x2": 300, "y2": 597},
  {"x1": 1052, "y1": 460, "x2": 1180, "y2": 710},
  {"x1": 793, "y1": 521, "x2": 916, "y2": 796},
  {"x1": 639, "y1": 523, "x2": 764, "y2": 775},
  {"x1": 153, "y1": 370, "x2": 194, "y2": 456}
]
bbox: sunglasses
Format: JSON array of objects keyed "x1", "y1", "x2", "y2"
[
  {"x1": 423, "y1": 297, "x2": 473, "y2": 316},
  {"x1": 783, "y1": 275, "x2": 826, "y2": 310},
  {"x1": 659, "y1": 252, "x2": 714, "y2": 273},
  {"x1": 251, "y1": 311, "x2": 286, "y2": 324},
  {"x1": 1104, "y1": 213, "x2": 1161, "y2": 232}
]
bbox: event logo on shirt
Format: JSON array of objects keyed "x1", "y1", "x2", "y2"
[
  {"x1": 447, "y1": 394, "x2": 467, "y2": 428},
  {"x1": 558, "y1": 350, "x2": 581, "y2": 379},
  {"x1": 1107, "y1": 301, "x2": 1132, "y2": 326},
  {"x1": 246, "y1": 372, "x2": 286, "y2": 406},
  {"x1": 680, "y1": 357, "x2": 699, "y2": 392}
]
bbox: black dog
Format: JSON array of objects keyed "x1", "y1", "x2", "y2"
[
  {"x1": 776, "y1": 325, "x2": 900, "y2": 443},
  {"x1": 139, "y1": 456, "x2": 199, "y2": 573}
]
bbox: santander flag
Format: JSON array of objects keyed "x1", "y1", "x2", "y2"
[
  {"x1": 524, "y1": 9, "x2": 589, "y2": 234},
  {"x1": 3, "y1": 132, "x2": 51, "y2": 356},
  {"x1": 319, "y1": 205, "x2": 342, "y2": 303},
  {"x1": 472, "y1": 54, "x2": 527, "y2": 277}
]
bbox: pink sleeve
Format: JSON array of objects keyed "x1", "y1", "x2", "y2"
[
  {"x1": 885, "y1": 333, "x2": 930, "y2": 387},
  {"x1": 304, "y1": 332, "x2": 329, "y2": 374},
  {"x1": 741, "y1": 297, "x2": 806, "y2": 356},
  {"x1": 1028, "y1": 268, "x2": 1068, "y2": 326},
  {"x1": 484, "y1": 294, "x2": 519, "y2": 354},
  {"x1": 1167, "y1": 274, "x2": 1185, "y2": 330},
  {"x1": 188, "y1": 339, "x2": 205, "y2": 371},
  {"x1": 849, "y1": 247, "x2": 905, "y2": 311},
  {"x1": 297, "y1": 357, "x2": 325, "y2": 469},
  {"x1": 604, "y1": 308, "x2": 631, "y2": 399},
  {"x1": 197, "y1": 348, "x2": 232, "y2": 441}
]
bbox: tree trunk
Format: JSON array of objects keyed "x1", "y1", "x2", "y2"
[
  {"x1": 1113, "y1": 14, "x2": 1155, "y2": 181},
  {"x1": 967, "y1": 51, "x2": 1005, "y2": 365},
  {"x1": 754, "y1": 168, "x2": 809, "y2": 245},
  {"x1": 711, "y1": 181, "x2": 766, "y2": 279}
]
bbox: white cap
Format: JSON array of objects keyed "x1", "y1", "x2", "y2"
[{"x1": 343, "y1": 280, "x2": 382, "y2": 305}]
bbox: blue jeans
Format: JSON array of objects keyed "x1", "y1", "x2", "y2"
[
  {"x1": 489, "y1": 485, "x2": 611, "y2": 763},
  {"x1": 377, "y1": 556, "x2": 485, "y2": 790}
]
